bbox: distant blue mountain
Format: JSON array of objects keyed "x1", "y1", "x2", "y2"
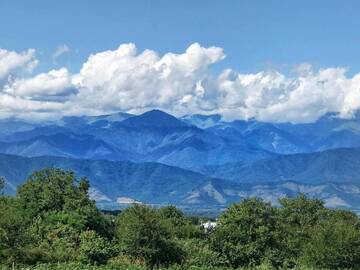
[
  {"x1": 201, "y1": 147, "x2": 360, "y2": 185},
  {"x1": 121, "y1": 109, "x2": 188, "y2": 128},
  {"x1": 4, "y1": 125, "x2": 70, "y2": 142},
  {"x1": 66, "y1": 110, "x2": 272, "y2": 169},
  {"x1": 0, "y1": 119, "x2": 40, "y2": 139},
  {"x1": 207, "y1": 113, "x2": 360, "y2": 155},
  {"x1": 2, "y1": 109, "x2": 360, "y2": 213},
  {"x1": 0, "y1": 132, "x2": 131, "y2": 160},
  {"x1": 208, "y1": 120, "x2": 310, "y2": 154},
  {"x1": 60, "y1": 112, "x2": 134, "y2": 132},
  {"x1": 274, "y1": 113, "x2": 360, "y2": 152},
  {"x1": 1, "y1": 150, "x2": 360, "y2": 211},
  {"x1": 2, "y1": 110, "x2": 360, "y2": 171},
  {"x1": 0, "y1": 153, "x2": 240, "y2": 207}
]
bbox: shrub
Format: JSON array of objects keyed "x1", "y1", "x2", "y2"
[
  {"x1": 116, "y1": 204, "x2": 185, "y2": 268},
  {"x1": 79, "y1": 230, "x2": 114, "y2": 265},
  {"x1": 211, "y1": 198, "x2": 282, "y2": 268},
  {"x1": 178, "y1": 238, "x2": 226, "y2": 268},
  {"x1": 300, "y1": 218, "x2": 360, "y2": 269}
]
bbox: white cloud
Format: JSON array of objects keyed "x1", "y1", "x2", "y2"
[
  {"x1": 215, "y1": 66, "x2": 360, "y2": 122},
  {"x1": 1, "y1": 43, "x2": 360, "y2": 123},
  {"x1": 72, "y1": 42, "x2": 225, "y2": 115},
  {"x1": 0, "y1": 92, "x2": 66, "y2": 120},
  {"x1": 4, "y1": 68, "x2": 75, "y2": 101},
  {"x1": 0, "y1": 48, "x2": 38, "y2": 79},
  {"x1": 52, "y1": 44, "x2": 70, "y2": 59}
]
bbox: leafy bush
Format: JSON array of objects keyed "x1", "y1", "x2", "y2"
[
  {"x1": 277, "y1": 194, "x2": 327, "y2": 266},
  {"x1": 300, "y1": 218, "x2": 360, "y2": 268},
  {"x1": 79, "y1": 230, "x2": 114, "y2": 265},
  {"x1": 177, "y1": 238, "x2": 226, "y2": 268},
  {"x1": 211, "y1": 198, "x2": 281, "y2": 268},
  {"x1": 159, "y1": 206, "x2": 203, "y2": 239},
  {"x1": 116, "y1": 204, "x2": 185, "y2": 268},
  {"x1": 0, "y1": 169, "x2": 112, "y2": 265}
]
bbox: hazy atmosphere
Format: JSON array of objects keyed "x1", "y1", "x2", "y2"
[{"x1": 1, "y1": 1, "x2": 360, "y2": 270}]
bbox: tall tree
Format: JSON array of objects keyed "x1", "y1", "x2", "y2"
[
  {"x1": 116, "y1": 204, "x2": 184, "y2": 268},
  {"x1": 14, "y1": 168, "x2": 112, "y2": 264},
  {"x1": 278, "y1": 194, "x2": 327, "y2": 266},
  {"x1": 300, "y1": 218, "x2": 360, "y2": 268},
  {"x1": 159, "y1": 205, "x2": 202, "y2": 239},
  {"x1": 211, "y1": 198, "x2": 280, "y2": 268}
]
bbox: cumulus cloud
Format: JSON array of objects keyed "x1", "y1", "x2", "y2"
[
  {"x1": 72, "y1": 42, "x2": 225, "y2": 115},
  {"x1": 52, "y1": 44, "x2": 70, "y2": 59},
  {"x1": 215, "y1": 66, "x2": 360, "y2": 122},
  {"x1": 4, "y1": 68, "x2": 76, "y2": 101},
  {"x1": 0, "y1": 48, "x2": 38, "y2": 79},
  {"x1": 0, "y1": 69, "x2": 73, "y2": 121},
  {"x1": 1, "y1": 43, "x2": 360, "y2": 123},
  {"x1": 0, "y1": 92, "x2": 66, "y2": 120}
]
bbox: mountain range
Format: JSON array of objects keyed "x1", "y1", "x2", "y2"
[{"x1": 1, "y1": 109, "x2": 360, "y2": 212}]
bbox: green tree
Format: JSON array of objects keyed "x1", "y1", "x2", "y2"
[
  {"x1": 79, "y1": 230, "x2": 114, "y2": 265},
  {"x1": 300, "y1": 218, "x2": 360, "y2": 268},
  {"x1": 278, "y1": 194, "x2": 327, "y2": 266},
  {"x1": 23, "y1": 211, "x2": 82, "y2": 263},
  {"x1": 116, "y1": 204, "x2": 184, "y2": 269},
  {"x1": 211, "y1": 198, "x2": 280, "y2": 268},
  {"x1": 159, "y1": 205, "x2": 202, "y2": 239},
  {"x1": 17, "y1": 169, "x2": 89, "y2": 218},
  {"x1": 17, "y1": 168, "x2": 110, "y2": 237},
  {"x1": 328, "y1": 208, "x2": 360, "y2": 225},
  {"x1": 158, "y1": 205, "x2": 184, "y2": 220},
  {"x1": 279, "y1": 194, "x2": 326, "y2": 229},
  {"x1": 0, "y1": 177, "x2": 5, "y2": 194},
  {"x1": 179, "y1": 238, "x2": 227, "y2": 268},
  {"x1": 0, "y1": 197, "x2": 26, "y2": 264},
  {"x1": 13, "y1": 168, "x2": 112, "y2": 264}
]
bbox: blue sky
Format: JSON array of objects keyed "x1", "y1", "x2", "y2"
[
  {"x1": 1, "y1": 0, "x2": 360, "y2": 122},
  {"x1": 1, "y1": 0, "x2": 359, "y2": 74}
]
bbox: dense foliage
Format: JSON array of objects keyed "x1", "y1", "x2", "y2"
[{"x1": 1, "y1": 168, "x2": 360, "y2": 269}]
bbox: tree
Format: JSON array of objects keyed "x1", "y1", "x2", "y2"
[
  {"x1": 159, "y1": 205, "x2": 202, "y2": 239},
  {"x1": 0, "y1": 197, "x2": 26, "y2": 264},
  {"x1": 211, "y1": 198, "x2": 280, "y2": 268},
  {"x1": 16, "y1": 168, "x2": 110, "y2": 236},
  {"x1": 278, "y1": 194, "x2": 327, "y2": 266},
  {"x1": 13, "y1": 168, "x2": 112, "y2": 264},
  {"x1": 300, "y1": 218, "x2": 360, "y2": 268},
  {"x1": 17, "y1": 169, "x2": 89, "y2": 218},
  {"x1": 79, "y1": 230, "x2": 114, "y2": 265},
  {"x1": 116, "y1": 204, "x2": 184, "y2": 268},
  {"x1": 279, "y1": 194, "x2": 326, "y2": 228},
  {"x1": 0, "y1": 177, "x2": 5, "y2": 195},
  {"x1": 179, "y1": 238, "x2": 227, "y2": 268},
  {"x1": 159, "y1": 205, "x2": 184, "y2": 221},
  {"x1": 23, "y1": 211, "x2": 82, "y2": 263}
]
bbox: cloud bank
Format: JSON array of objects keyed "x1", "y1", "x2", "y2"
[{"x1": 1, "y1": 43, "x2": 360, "y2": 123}]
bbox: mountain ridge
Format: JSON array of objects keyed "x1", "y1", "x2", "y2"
[
  {"x1": 1, "y1": 148, "x2": 360, "y2": 210},
  {"x1": 1, "y1": 109, "x2": 360, "y2": 211}
]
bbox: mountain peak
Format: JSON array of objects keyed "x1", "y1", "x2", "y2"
[
  {"x1": 144, "y1": 109, "x2": 172, "y2": 117},
  {"x1": 121, "y1": 109, "x2": 188, "y2": 128}
]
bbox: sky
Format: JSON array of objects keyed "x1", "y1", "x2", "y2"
[{"x1": 0, "y1": 0, "x2": 360, "y2": 122}]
